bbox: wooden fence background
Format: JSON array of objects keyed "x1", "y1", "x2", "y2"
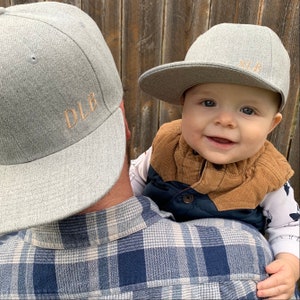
[{"x1": 1, "y1": 0, "x2": 299, "y2": 203}]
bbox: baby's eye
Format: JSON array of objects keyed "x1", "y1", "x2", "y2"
[
  {"x1": 241, "y1": 107, "x2": 255, "y2": 115},
  {"x1": 201, "y1": 99, "x2": 216, "y2": 107}
]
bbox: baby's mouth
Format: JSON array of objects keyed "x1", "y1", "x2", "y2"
[{"x1": 208, "y1": 136, "x2": 235, "y2": 144}]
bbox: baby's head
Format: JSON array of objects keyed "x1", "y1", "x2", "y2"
[{"x1": 139, "y1": 23, "x2": 290, "y2": 164}]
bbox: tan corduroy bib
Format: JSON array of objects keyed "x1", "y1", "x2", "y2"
[{"x1": 151, "y1": 120, "x2": 294, "y2": 211}]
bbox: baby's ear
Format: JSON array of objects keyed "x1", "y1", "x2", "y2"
[{"x1": 268, "y1": 113, "x2": 282, "y2": 133}]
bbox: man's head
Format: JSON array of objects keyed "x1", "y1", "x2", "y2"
[
  {"x1": 139, "y1": 23, "x2": 290, "y2": 112},
  {"x1": 0, "y1": 2, "x2": 125, "y2": 234}
]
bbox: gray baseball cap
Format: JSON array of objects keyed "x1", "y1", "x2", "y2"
[
  {"x1": 139, "y1": 23, "x2": 290, "y2": 111},
  {"x1": 0, "y1": 2, "x2": 125, "y2": 234}
]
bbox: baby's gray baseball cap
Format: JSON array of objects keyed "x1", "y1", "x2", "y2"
[
  {"x1": 0, "y1": 2, "x2": 125, "y2": 234},
  {"x1": 139, "y1": 23, "x2": 290, "y2": 111}
]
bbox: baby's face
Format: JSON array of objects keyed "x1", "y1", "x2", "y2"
[{"x1": 181, "y1": 83, "x2": 282, "y2": 165}]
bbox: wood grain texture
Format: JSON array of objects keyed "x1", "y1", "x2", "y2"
[
  {"x1": 122, "y1": 0, "x2": 164, "y2": 157},
  {"x1": 0, "y1": 0, "x2": 11, "y2": 6},
  {"x1": 260, "y1": 0, "x2": 299, "y2": 156},
  {"x1": 159, "y1": 0, "x2": 210, "y2": 126},
  {"x1": 288, "y1": 101, "x2": 299, "y2": 204},
  {"x1": 81, "y1": 0, "x2": 122, "y2": 71}
]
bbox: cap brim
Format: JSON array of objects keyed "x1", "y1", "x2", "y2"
[
  {"x1": 139, "y1": 62, "x2": 284, "y2": 110},
  {"x1": 0, "y1": 108, "x2": 125, "y2": 234}
]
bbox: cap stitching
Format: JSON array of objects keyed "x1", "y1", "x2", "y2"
[{"x1": 4, "y1": 12, "x2": 109, "y2": 112}]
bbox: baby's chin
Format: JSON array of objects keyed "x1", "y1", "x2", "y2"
[
  {"x1": 198, "y1": 150, "x2": 251, "y2": 166},
  {"x1": 204, "y1": 156, "x2": 243, "y2": 166}
]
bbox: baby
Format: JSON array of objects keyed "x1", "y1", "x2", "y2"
[{"x1": 131, "y1": 24, "x2": 300, "y2": 299}]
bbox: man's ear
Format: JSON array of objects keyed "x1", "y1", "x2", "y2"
[
  {"x1": 180, "y1": 95, "x2": 185, "y2": 105},
  {"x1": 120, "y1": 100, "x2": 131, "y2": 140},
  {"x1": 268, "y1": 112, "x2": 282, "y2": 133}
]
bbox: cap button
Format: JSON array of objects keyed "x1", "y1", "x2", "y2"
[{"x1": 0, "y1": 7, "x2": 6, "y2": 15}]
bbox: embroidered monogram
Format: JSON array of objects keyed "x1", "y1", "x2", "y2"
[
  {"x1": 64, "y1": 93, "x2": 98, "y2": 129},
  {"x1": 239, "y1": 60, "x2": 262, "y2": 73}
]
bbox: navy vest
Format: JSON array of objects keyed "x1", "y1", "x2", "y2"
[{"x1": 143, "y1": 166, "x2": 266, "y2": 233}]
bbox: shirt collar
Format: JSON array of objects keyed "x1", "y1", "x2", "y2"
[{"x1": 20, "y1": 196, "x2": 166, "y2": 249}]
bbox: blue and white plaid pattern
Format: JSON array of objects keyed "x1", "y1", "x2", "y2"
[{"x1": 0, "y1": 196, "x2": 273, "y2": 299}]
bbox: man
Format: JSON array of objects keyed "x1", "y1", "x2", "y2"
[{"x1": 0, "y1": 2, "x2": 273, "y2": 299}]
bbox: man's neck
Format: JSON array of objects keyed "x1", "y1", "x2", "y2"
[{"x1": 80, "y1": 159, "x2": 133, "y2": 214}]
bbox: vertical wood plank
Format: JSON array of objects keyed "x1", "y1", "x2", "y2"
[
  {"x1": 122, "y1": 0, "x2": 164, "y2": 158},
  {"x1": 288, "y1": 102, "x2": 299, "y2": 202},
  {"x1": 0, "y1": 0, "x2": 11, "y2": 7},
  {"x1": 81, "y1": 0, "x2": 122, "y2": 72},
  {"x1": 260, "y1": 0, "x2": 299, "y2": 153},
  {"x1": 159, "y1": 0, "x2": 210, "y2": 126},
  {"x1": 233, "y1": 0, "x2": 262, "y2": 23},
  {"x1": 209, "y1": 0, "x2": 261, "y2": 25},
  {"x1": 51, "y1": 0, "x2": 81, "y2": 8},
  {"x1": 10, "y1": 0, "x2": 81, "y2": 6},
  {"x1": 10, "y1": 0, "x2": 43, "y2": 4}
]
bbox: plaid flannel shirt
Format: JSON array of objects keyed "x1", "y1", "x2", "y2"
[{"x1": 0, "y1": 196, "x2": 273, "y2": 299}]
